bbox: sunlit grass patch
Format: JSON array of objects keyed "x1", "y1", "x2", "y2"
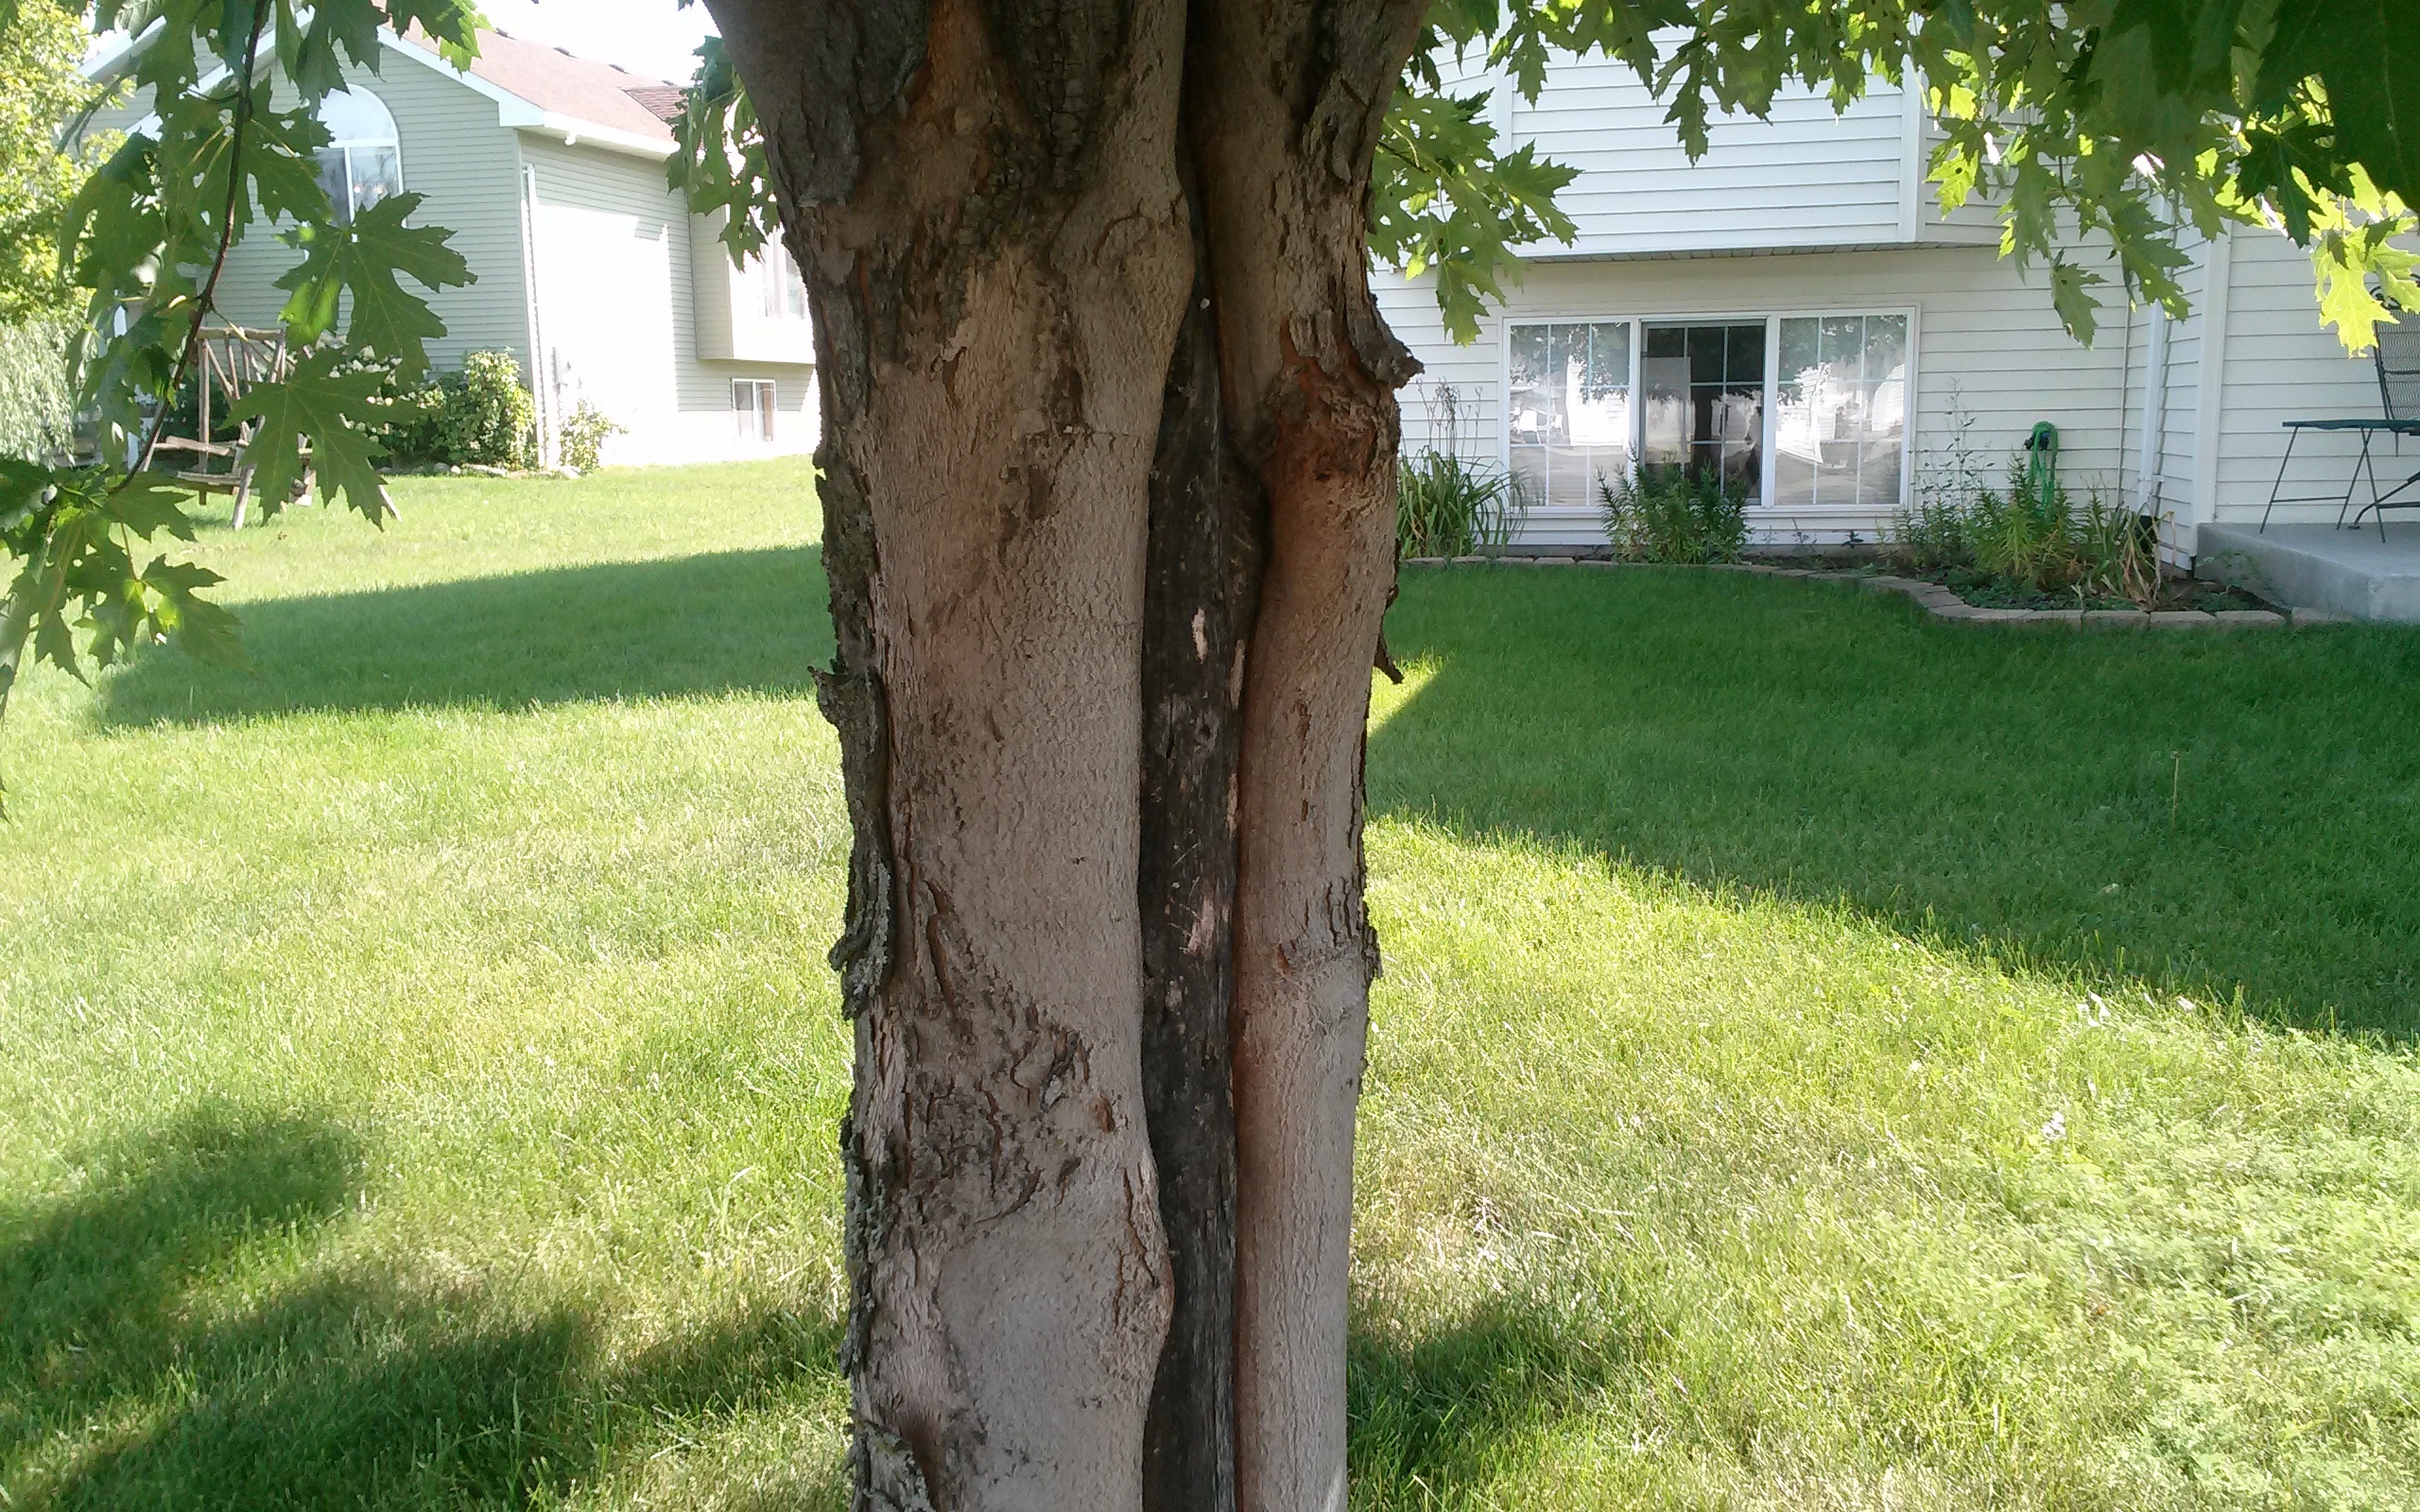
[{"x1": 1354, "y1": 826, "x2": 2420, "y2": 1508}]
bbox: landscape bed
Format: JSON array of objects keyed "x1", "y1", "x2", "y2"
[{"x1": 2, "y1": 468, "x2": 2415, "y2": 1508}]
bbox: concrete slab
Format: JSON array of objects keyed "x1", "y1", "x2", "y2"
[{"x1": 2197, "y1": 523, "x2": 2420, "y2": 623}]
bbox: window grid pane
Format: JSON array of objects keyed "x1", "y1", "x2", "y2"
[
  {"x1": 1773, "y1": 314, "x2": 1908, "y2": 510},
  {"x1": 1508, "y1": 320, "x2": 1633, "y2": 511},
  {"x1": 1641, "y1": 321, "x2": 1763, "y2": 499}
]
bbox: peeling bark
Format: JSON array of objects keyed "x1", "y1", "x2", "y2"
[{"x1": 710, "y1": 0, "x2": 1199, "y2": 1504}]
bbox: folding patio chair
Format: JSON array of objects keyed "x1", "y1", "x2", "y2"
[{"x1": 2261, "y1": 316, "x2": 2420, "y2": 540}]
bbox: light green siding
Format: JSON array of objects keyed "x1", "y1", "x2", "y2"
[{"x1": 86, "y1": 44, "x2": 531, "y2": 377}]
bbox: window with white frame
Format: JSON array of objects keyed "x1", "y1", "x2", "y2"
[
  {"x1": 1508, "y1": 321, "x2": 1633, "y2": 509},
  {"x1": 733, "y1": 379, "x2": 777, "y2": 442},
  {"x1": 315, "y1": 87, "x2": 403, "y2": 226},
  {"x1": 1772, "y1": 314, "x2": 1908, "y2": 510},
  {"x1": 756, "y1": 240, "x2": 808, "y2": 320},
  {"x1": 1504, "y1": 310, "x2": 1910, "y2": 515}
]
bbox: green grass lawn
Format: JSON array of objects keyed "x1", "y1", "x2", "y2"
[{"x1": 2, "y1": 470, "x2": 2415, "y2": 1509}]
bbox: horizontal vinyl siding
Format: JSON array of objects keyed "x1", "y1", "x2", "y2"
[
  {"x1": 86, "y1": 50, "x2": 531, "y2": 374},
  {"x1": 1381, "y1": 279, "x2": 1502, "y2": 465},
  {"x1": 1377, "y1": 244, "x2": 2133, "y2": 547},
  {"x1": 522, "y1": 135, "x2": 814, "y2": 464},
  {"x1": 2209, "y1": 228, "x2": 2411, "y2": 527},
  {"x1": 1512, "y1": 52, "x2": 1910, "y2": 256}
]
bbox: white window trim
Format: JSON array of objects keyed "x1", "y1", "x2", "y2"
[
  {"x1": 1499, "y1": 304, "x2": 1923, "y2": 518},
  {"x1": 318, "y1": 85, "x2": 405, "y2": 225},
  {"x1": 733, "y1": 378, "x2": 778, "y2": 443}
]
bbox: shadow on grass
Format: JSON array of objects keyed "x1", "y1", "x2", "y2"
[
  {"x1": 1370, "y1": 567, "x2": 2420, "y2": 1039},
  {"x1": 99, "y1": 546, "x2": 830, "y2": 728},
  {"x1": 1349, "y1": 1301, "x2": 1637, "y2": 1507},
  {"x1": 2, "y1": 1107, "x2": 844, "y2": 1509}
]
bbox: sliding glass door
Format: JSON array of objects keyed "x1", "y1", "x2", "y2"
[{"x1": 1503, "y1": 310, "x2": 1910, "y2": 520}]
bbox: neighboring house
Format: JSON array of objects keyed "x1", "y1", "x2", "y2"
[
  {"x1": 91, "y1": 27, "x2": 817, "y2": 468},
  {"x1": 1376, "y1": 52, "x2": 2404, "y2": 558}
]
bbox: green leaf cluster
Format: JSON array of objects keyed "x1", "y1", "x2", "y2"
[
  {"x1": 1437, "y1": 0, "x2": 2416, "y2": 350},
  {"x1": 1372, "y1": 85, "x2": 1579, "y2": 343},
  {"x1": 667, "y1": 32, "x2": 783, "y2": 269},
  {"x1": 670, "y1": 1, "x2": 2417, "y2": 358},
  {"x1": 0, "y1": 459, "x2": 240, "y2": 732},
  {"x1": 4, "y1": 1, "x2": 481, "y2": 734}
]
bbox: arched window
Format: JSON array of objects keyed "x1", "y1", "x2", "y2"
[{"x1": 316, "y1": 87, "x2": 402, "y2": 224}]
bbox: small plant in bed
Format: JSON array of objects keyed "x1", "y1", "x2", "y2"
[
  {"x1": 1598, "y1": 465, "x2": 1750, "y2": 564},
  {"x1": 1893, "y1": 455, "x2": 2264, "y2": 610},
  {"x1": 1397, "y1": 449, "x2": 1520, "y2": 558}
]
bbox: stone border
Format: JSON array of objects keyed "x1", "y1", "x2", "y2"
[{"x1": 1402, "y1": 557, "x2": 2347, "y2": 627}]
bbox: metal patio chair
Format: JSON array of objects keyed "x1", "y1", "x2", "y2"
[{"x1": 2261, "y1": 315, "x2": 2420, "y2": 539}]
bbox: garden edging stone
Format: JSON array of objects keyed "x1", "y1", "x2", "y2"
[{"x1": 1398, "y1": 558, "x2": 2326, "y2": 627}]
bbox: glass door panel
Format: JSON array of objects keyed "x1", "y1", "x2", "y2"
[{"x1": 1641, "y1": 322, "x2": 1764, "y2": 499}]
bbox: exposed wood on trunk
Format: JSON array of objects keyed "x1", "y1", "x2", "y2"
[
  {"x1": 708, "y1": 0, "x2": 1199, "y2": 1504},
  {"x1": 1184, "y1": 2, "x2": 1428, "y2": 1507},
  {"x1": 1136, "y1": 245, "x2": 1265, "y2": 1512}
]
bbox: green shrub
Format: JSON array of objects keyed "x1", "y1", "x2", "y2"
[
  {"x1": 374, "y1": 351, "x2": 535, "y2": 469},
  {"x1": 0, "y1": 320, "x2": 73, "y2": 461},
  {"x1": 1597, "y1": 466, "x2": 1749, "y2": 564},
  {"x1": 558, "y1": 400, "x2": 621, "y2": 472},
  {"x1": 437, "y1": 351, "x2": 535, "y2": 467},
  {"x1": 1397, "y1": 450, "x2": 1518, "y2": 558}
]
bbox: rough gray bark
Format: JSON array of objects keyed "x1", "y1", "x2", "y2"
[
  {"x1": 704, "y1": 0, "x2": 1422, "y2": 1505},
  {"x1": 711, "y1": 0, "x2": 1198, "y2": 1504}
]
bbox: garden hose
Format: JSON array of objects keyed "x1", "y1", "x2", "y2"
[{"x1": 2024, "y1": 421, "x2": 2061, "y2": 513}]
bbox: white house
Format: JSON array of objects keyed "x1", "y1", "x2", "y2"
[
  {"x1": 92, "y1": 27, "x2": 820, "y2": 468},
  {"x1": 1376, "y1": 51, "x2": 2411, "y2": 564}
]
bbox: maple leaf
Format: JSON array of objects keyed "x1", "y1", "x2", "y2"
[
  {"x1": 229, "y1": 351, "x2": 395, "y2": 523},
  {"x1": 276, "y1": 192, "x2": 473, "y2": 379}
]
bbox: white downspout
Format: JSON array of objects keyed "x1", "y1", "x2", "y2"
[
  {"x1": 519, "y1": 160, "x2": 558, "y2": 468},
  {"x1": 2135, "y1": 306, "x2": 2170, "y2": 514}
]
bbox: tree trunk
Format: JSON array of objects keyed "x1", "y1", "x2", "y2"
[
  {"x1": 710, "y1": 0, "x2": 1198, "y2": 1503},
  {"x1": 1183, "y1": 5, "x2": 1426, "y2": 1507},
  {"x1": 704, "y1": 0, "x2": 1421, "y2": 1505}
]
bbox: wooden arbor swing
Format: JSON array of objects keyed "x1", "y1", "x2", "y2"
[{"x1": 149, "y1": 324, "x2": 307, "y2": 527}]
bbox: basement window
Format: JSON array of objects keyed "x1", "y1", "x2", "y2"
[{"x1": 733, "y1": 379, "x2": 777, "y2": 443}]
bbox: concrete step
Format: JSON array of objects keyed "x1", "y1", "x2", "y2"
[{"x1": 2196, "y1": 523, "x2": 2420, "y2": 623}]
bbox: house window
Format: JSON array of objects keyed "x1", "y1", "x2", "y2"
[
  {"x1": 1642, "y1": 321, "x2": 1766, "y2": 499},
  {"x1": 733, "y1": 379, "x2": 777, "y2": 442},
  {"x1": 1772, "y1": 314, "x2": 1908, "y2": 509},
  {"x1": 1508, "y1": 321, "x2": 1633, "y2": 508},
  {"x1": 315, "y1": 86, "x2": 403, "y2": 225},
  {"x1": 757, "y1": 241, "x2": 808, "y2": 320}
]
